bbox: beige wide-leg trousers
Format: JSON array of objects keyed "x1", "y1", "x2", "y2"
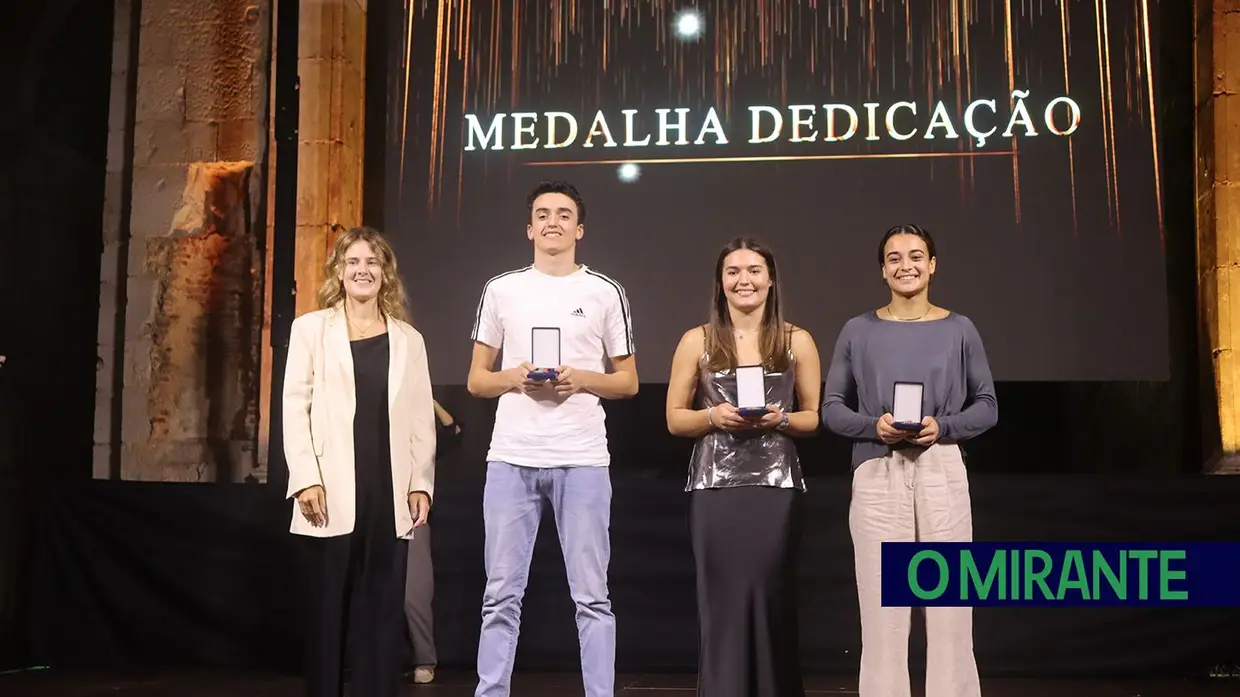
[{"x1": 849, "y1": 442, "x2": 981, "y2": 697}]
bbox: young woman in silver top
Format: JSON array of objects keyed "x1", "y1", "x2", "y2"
[{"x1": 666, "y1": 237, "x2": 822, "y2": 697}]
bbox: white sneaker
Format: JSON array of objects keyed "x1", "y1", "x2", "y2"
[{"x1": 413, "y1": 667, "x2": 435, "y2": 684}]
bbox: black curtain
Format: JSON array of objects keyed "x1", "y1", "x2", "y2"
[{"x1": 0, "y1": 0, "x2": 114, "y2": 670}]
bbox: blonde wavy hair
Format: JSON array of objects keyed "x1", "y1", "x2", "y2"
[{"x1": 316, "y1": 226, "x2": 409, "y2": 322}]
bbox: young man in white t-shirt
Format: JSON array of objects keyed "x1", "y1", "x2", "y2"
[{"x1": 467, "y1": 180, "x2": 639, "y2": 697}]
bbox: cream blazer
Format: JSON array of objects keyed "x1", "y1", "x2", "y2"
[{"x1": 281, "y1": 305, "x2": 437, "y2": 539}]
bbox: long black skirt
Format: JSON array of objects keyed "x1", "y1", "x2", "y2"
[{"x1": 690, "y1": 486, "x2": 805, "y2": 697}]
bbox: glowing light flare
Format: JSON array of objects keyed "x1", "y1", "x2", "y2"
[{"x1": 675, "y1": 8, "x2": 704, "y2": 40}]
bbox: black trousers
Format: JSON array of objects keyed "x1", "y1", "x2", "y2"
[
  {"x1": 303, "y1": 527, "x2": 409, "y2": 697},
  {"x1": 690, "y1": 486, "x2": 805, "y2": 697}
]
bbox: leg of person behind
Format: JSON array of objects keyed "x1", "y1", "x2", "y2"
[
  {"x1": 850, "y1": 455, "x2": 918, "y2": 697},
  {"x1": 548, "y1": 465, "x2": 615, "y2": 697},
  {"x1": 476, "y1": 461, "x2": 546, "y2": 697},
  {"x1": 405, "y1": 522, "x2": 437, "y2": 680},
  {"x1": 914, "y1": 444, "x2": 981, "y2": 697}
]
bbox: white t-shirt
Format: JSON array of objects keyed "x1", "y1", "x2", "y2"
[{"x1": 471, "y1": 264, "x2": 635, "y2": 468}]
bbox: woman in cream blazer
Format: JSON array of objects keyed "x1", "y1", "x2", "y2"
[{"x1": 282, "y1": 226, "x2": 436, "y2": 697}]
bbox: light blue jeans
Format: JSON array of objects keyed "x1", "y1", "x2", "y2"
[{"x1": 474, "y1": 461, "x2": 615, "y2": 697}]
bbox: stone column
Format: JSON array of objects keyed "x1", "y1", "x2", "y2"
[
  {"x1": 95, "y1": 0, "x2": 271, "y2": 482},
  {"x1": 294, "y1": 0, "x2": 367, "y2": 318},
  {"x1": 1197, "y1": 0, "x2": 1240, "y2": 473}
]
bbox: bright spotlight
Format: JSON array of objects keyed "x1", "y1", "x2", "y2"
[
  {"x1": 675, "y1": 9, "x2": 703, "y2": 40},
  {"x1": 617, "y1": 163, "x2": 641, "y2": 183}
]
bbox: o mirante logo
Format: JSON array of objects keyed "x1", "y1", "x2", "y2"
[{"x1": 881, "y1": 543, "x2": 1240, "y2": 607}]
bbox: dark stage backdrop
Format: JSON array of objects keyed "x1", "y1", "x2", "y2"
[
  {"x1": 381, "y1": 0, "x2": 1170, "y2": 384},
  {"x1": 0, "y1": 0, "x2": 114, "y2": 671}
]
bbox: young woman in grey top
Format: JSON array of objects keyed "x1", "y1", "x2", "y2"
[
  {"x1": 821, "y1": 224, "x2": 998, "y2": 697},
  {"x1": 667, "y1": 237, "x2": 822, "y2": 697}
]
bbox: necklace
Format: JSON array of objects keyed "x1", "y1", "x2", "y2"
[
  {"x1": 347, "y1": 312, "x2": 381, "y2": 338},
  {"x1": 886, "y1": 304, "x2": 930, "y2": 321}
]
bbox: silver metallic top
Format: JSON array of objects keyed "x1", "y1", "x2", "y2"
[{"x1": 685, "y1": 352, "x2": 805, "y2": 492}]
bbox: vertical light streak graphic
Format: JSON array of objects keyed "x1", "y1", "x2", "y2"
[
  {"x1": 456, "y1": 0, "x2": 473, "y2": 226},
  {"x1": 1060, "y1": 0, "x2": 1079, "y2": 236},
  {"x1": 426, "y1": 1, "x2": 446, "y2": 211},
  {"x1": 1139, "y1": 0, "x2": 1165, "y2": 245},
  {"x1": 1094, "y1": 0, "x2": 1116, "y2": 227},
  {"x1": 490, "y1": 0, "x2": 501, "y2": 107},
  {"x1": 950, "y1": 0, "x2": 966, "y2": 199},
  {"x1": 1100, "y1": 0, "x2": 1122, "y2": 236},
  {"x1": 962, "y1": 0, "x2": 974, "y2": 183},
  {"x1": 509, "y1": 1, "x2": 520, "y2": 111},
  {"x1": 1004, "y1": 0, "x2": 1022, "y2": 223},
  {"x1": 398, "y1": 1, "x2": 416, "y2": 191}
]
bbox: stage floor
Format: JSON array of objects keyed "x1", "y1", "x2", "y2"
[{"x1": 2, "y1": 670, "x2": 1240, "y2": 696}]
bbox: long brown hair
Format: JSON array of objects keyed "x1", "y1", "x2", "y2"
[
  {"x1": 704, "y1": 237, "x2": 791, "y2": 373},
  {"x1": 316, "y1": 226, "x2": 409, "y2": 322}
]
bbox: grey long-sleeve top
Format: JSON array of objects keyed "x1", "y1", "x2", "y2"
[{"x1": 820, "y1": 311, "x2": 999, "y2": 469}]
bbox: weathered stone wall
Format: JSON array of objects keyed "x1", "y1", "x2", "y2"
[
  {"x1": 96, "y1": 0, "x2": 270, "y2": 482},
  {"x1": 144, "y1": 163, "x2": 259, "y2": 481},
  {"x1": 1197, "y1": 0, "x2": 1240, "y2": 473}
]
